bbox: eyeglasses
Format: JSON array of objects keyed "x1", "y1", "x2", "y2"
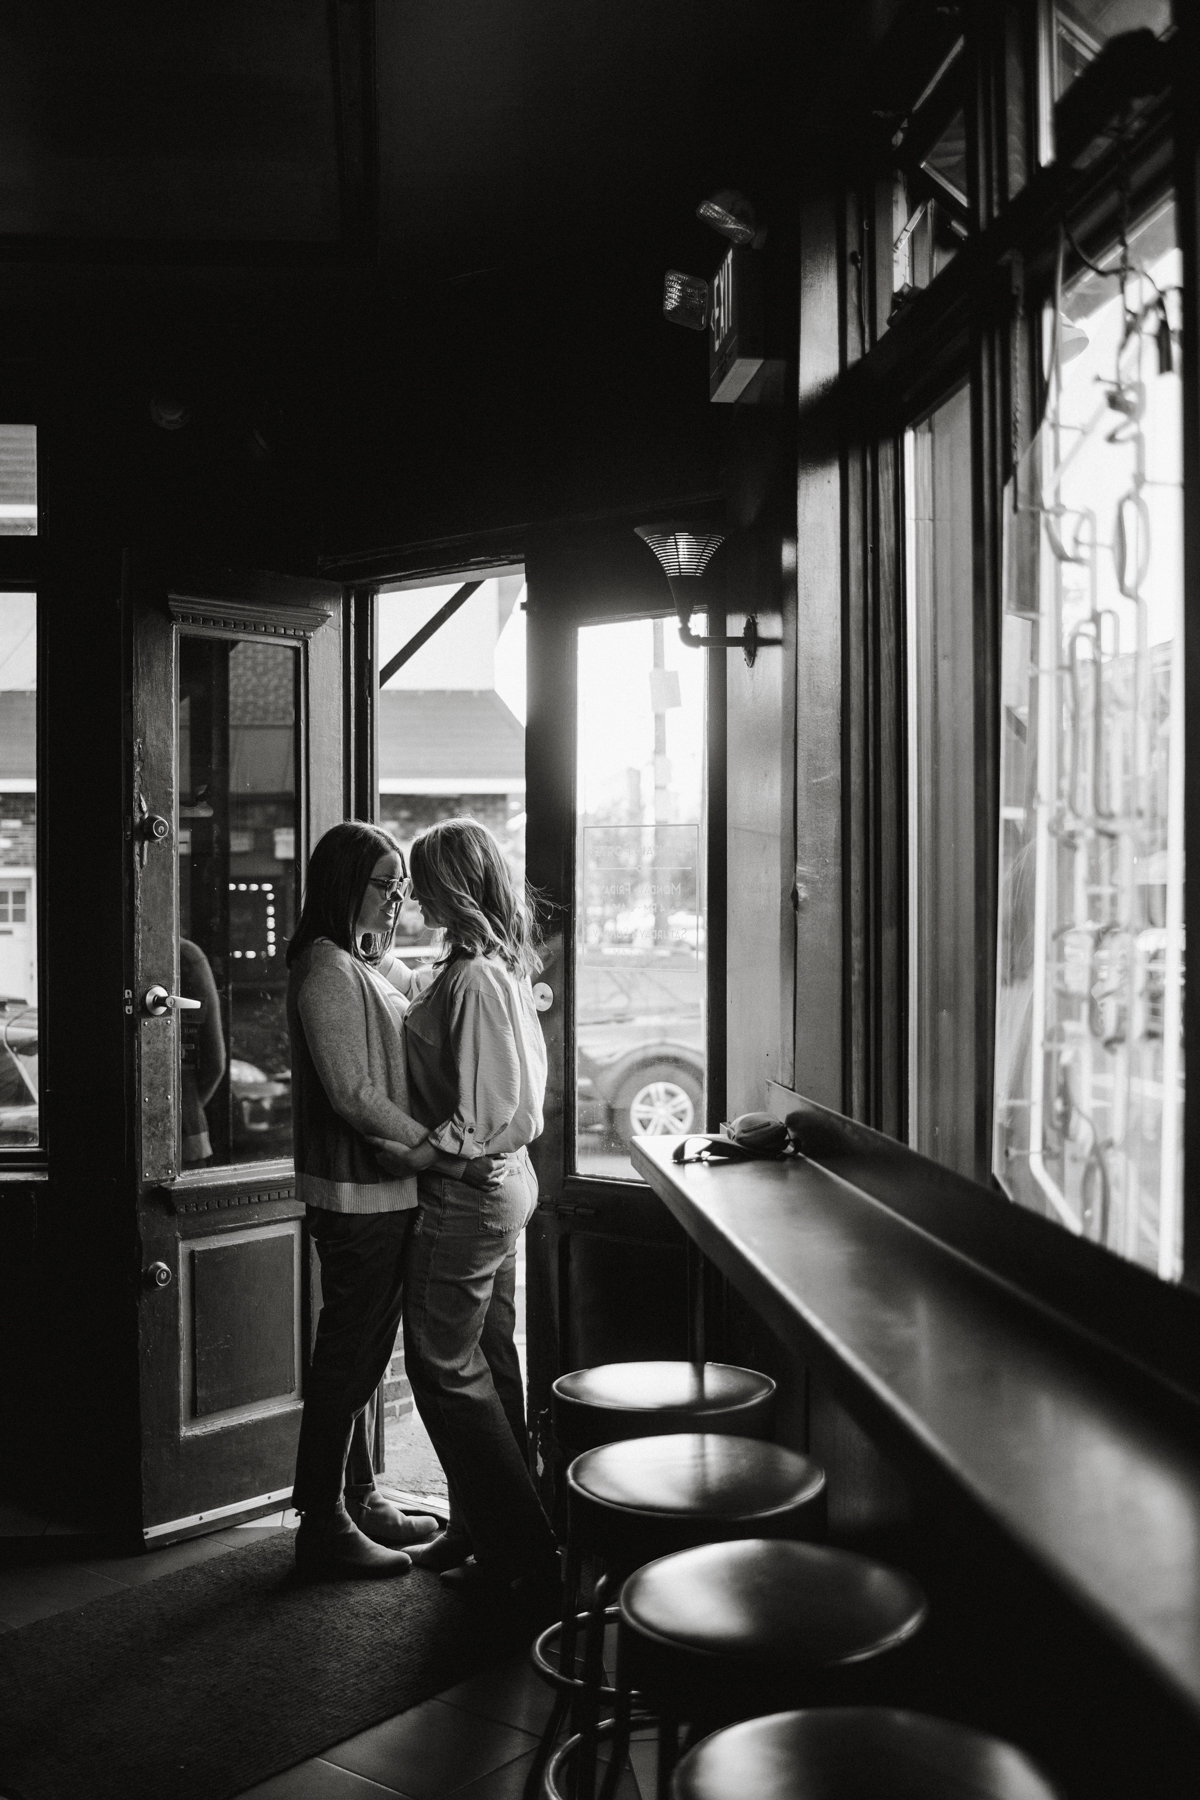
[{"x1": 367, "y1": 876, "x2": 412, "y2": 902}]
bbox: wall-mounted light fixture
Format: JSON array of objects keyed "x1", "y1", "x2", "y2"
[
  {"x1": 696, "y1": 188, "x2": 763, "y2": 249},
  {"x1": 635, "y1": 524, "x2": 782, "y2": 667}
]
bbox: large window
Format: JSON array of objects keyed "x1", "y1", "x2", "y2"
[
  {"x1": 574, "y1": 617, "x2": 707, "y2": 1179},
  {"x1": 0, "y1": 593, "x2": 38, "y2": 1150},
  {"x1": 993, "y1": 198, "x2": 1184, "y2": 1278}
]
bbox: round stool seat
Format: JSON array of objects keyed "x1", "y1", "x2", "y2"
[
  {"x1": 672, "y1": 1708, "x2": 1061, "y2": 1800},
  {"x1": 618, "y1": 1539, "x2": 926, "y2": 1719},
  {"x1": 553, "y1": 1360, "x2": 775, "y2": 1455},
  {"x1": 568, "y1": 1434, "x2": 826, "y2": 1568}
]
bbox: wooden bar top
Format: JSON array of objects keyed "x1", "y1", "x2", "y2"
[{"x1": 631, "y1": 1136, "x2": 1200, "y2": 1724}]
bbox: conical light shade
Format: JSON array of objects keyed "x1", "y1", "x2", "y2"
[{"x1": 634, "y1": 524, "x2": 725, "y2": 580}]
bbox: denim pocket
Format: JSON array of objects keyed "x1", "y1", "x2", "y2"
[
  {"x1": 414, "y1": 1155, "x2": 537, "y2": 1239},
  {"x1": 477, "y1": 1152, "x2": 537, "y2": 1235}
]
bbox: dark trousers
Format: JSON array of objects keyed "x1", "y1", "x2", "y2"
[{"x1": 292, "y1": 1205, "x2": 412, "y2": 1518}]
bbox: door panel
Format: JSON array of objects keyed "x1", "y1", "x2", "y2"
[
  {"x1": 130, "y1": 562, "x2": 345, "y2": 1541},
  {"x1": 183, "y1": 1222, "x2": 301, "y2": 1424}
]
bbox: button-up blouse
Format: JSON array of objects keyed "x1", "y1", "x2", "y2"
[{"x1": 403, "y1": 953, "x2": 546, "y2": 1158}]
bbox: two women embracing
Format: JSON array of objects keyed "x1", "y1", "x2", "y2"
[{"x1": 285, "y1": 815, "x2": 559, "y2": 1611}]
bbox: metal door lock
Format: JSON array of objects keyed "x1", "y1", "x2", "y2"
[
  {"x1": 143, "y1": 986, "x2": 203, "y2": 1017},
  {"x1": 532, "y1": 982, "x2": 554, "y2": 1013},
  {"x1": 145, "y1": 1262, "x2": 173, "y2": 1289}
]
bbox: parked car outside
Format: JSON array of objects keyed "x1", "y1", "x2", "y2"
[{"x1": 576, "y1": 958, "x2": 703, "y2": 1151}]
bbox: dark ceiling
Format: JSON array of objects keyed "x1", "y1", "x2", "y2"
[
  {"x1": 0, "y1": 2, "x2": 839, "y2": 562},
  {"x1": 1, "y1": 1, "x2": 802, "y2": 275}
]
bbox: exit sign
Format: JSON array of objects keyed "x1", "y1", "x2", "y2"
[{"x1": 709, "y1": 246, "x2": 764, "y2": 403}]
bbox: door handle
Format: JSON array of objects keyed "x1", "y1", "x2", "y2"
[
  {"x1": 145, "y1": 1262, "x2": 173, "y2": 1289},
  {"x1": 143, "y1": 986, "x2": 203, "y2": 1017},
  {"x1": 532, "y1": 982, "x2": 554, "y2": 1013}
]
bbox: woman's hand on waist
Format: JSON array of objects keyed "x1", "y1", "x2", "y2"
[
  {"x1": 367, "y1": 1135, "x2": 507, "y2": 1190},
  {"x1": 458, "y1": 1154, "x2": 507, "y2": 1192},
  {"x1": 367, "y1": 1134, "x2": 439, "y2": 1176}
]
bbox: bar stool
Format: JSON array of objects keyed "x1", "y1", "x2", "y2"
[
  {"x1": 548, "y1": 1538, "x2": 928, "y2": 1800},
  {"x1": 528, "y1": 1435, "x2": 826, "y2": 1800},
  {"x1": 670, "y1": 1708, "x2": 1061, "y2": 1800},
  {"x1": 552, "y1": 1360, "x2": 776, "y2": 1457}
]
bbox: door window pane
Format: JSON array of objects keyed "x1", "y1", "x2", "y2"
[
  {"x1": 575, "y1": 619, "x2": 706, "y2": 1178},
  {"x1": 994, "y1": 199, "x2": 1183, "y2": 1278},
  {"x1": 905, "y1": 386, "x2": 976, "y2": 1178},
  {"x1": 0, "y1": 593, "x2": 38, "y2": 1147},
  {"x1": 177, "y1": 637, "x2": 299, "y2": 1168}
]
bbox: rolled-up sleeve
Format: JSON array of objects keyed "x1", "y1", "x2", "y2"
[{"x1": 427, "y1": 984, "x2": 523, "y2": 1157}]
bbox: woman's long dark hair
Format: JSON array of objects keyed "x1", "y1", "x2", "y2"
[
  {"x1": 286, "y1": 821, "x2": 404, "y2": 968},
  {"x1": 410, "y1": 817, "x2": 542, "y2": 979}
]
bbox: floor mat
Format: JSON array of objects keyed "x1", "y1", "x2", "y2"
[{"x1": 0, "y1": 1530, "x2": 529, "y2": 1800}]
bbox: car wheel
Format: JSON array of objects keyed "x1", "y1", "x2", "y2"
[{"x1": 614, "y1": 1062, "x2": 702, "y2": 1148}]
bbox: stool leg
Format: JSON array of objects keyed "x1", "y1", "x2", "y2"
[
  {"x1": 597, "y1": 1682, "x2": 633, "y2": 1800},
  {"x1": 523, "y1": 1688, "x2": 569, "y2": 1800},
  {"x1": 558, "y1": 1537, "x2": 584, "y2": 1680},
  {"x1": 574, "y1": 1572, "x2": 613, "y2": 1800}
]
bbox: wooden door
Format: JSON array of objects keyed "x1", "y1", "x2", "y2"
[
  {"x1": 524, "y1": 596, "x2": 707, "y2": 1507},
  {"x1": 128, "y1": 563, "x2": 345, "y2": 1544}
]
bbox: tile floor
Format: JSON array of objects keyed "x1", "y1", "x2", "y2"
[{"x1": 0, "y1": 1501, "x2": 655, "y2": 1800}]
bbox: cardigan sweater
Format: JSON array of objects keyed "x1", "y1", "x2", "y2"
[{"x1": 287, "y1": 939, "x2": 432, "y2": 1213}]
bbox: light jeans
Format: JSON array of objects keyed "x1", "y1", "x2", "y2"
[{"x1": 402, "y1": 1148, "x2": 557, "y2": 1579}]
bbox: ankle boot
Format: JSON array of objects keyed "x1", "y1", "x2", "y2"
[
  {"x1": 346, "y1": 1488, "x2": 441, "y2": 1548},
  {"x1": 295, "y1": 1504, "x2": 413, "y2": 1581},
  {"x1": 407, "y1": 1527, "x2": 473, "y2": 1572}
]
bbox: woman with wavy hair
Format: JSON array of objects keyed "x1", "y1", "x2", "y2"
[
  {"x1": 368, "y1": 816, "x2": 558, "y2": 1604},
  {"x1": 286, "y1": 820, "x2": 502, "y2": 1582}
]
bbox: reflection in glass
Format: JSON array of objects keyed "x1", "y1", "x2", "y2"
[
  {"x1": 994, "y1": 200, "x2": 1183, "y2": 1278},
  {"x1": 575, "y1": 619, "x2": 706, "y2": 1178},
  {"x1": 0, "y1": 593, "x2": 38, "y2": 1145},
  {"x1": 177, "y1": 638, "x2": 298, "y2": 1167},
  {"x1": 905, "y1": 387, "x2": 977, "y2": 1179}
]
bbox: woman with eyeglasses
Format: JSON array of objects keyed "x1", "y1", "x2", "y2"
[
  {"x1": 285, "y1": 820, "x2": 503, "y2": 1582},
  {"x1": 367, "y1": 816, "x2": 558, "y2": 1610}
]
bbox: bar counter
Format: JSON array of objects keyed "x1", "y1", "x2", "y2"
[{"x1": 630, "y1": 1135, "x2": 1200, "y2": 1726}]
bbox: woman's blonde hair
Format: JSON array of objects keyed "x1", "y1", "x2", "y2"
[{"x1": 410, "y1": 817, "x2": 541, "y2": 979}]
